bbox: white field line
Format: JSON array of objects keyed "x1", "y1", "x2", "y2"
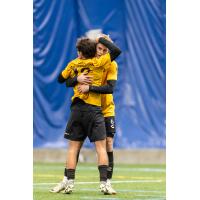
[
  {"x1": 34, "y1": 186, "x2": 166, "y2": 195},
  {"x1": 34, "y1": 166, "x2": 165, "y2": 172},
  {"x1": 80, "y1": 188, "x2": 165, "y2": 193},
  {"x1": 33, "y1": 179, "x2": 163, "y2": 186},
  {"x1": 80, "y1": 196, "x2": 165, "y2": 200}
]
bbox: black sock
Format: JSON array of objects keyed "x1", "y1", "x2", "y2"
[
  {"x1": 64, "y1": 168, "x2": 68, "y2": 177},
  {"x1": 64, "y1": 151, "x2": 80, "y2": 179},
  {"x1": 107, "y1": 151, "x2": 114, "y2": 179},
  {"x1": 98, "y1": 165, "x2": 108, "y2": 182},
  {"x1": 67, "y1": 169, "x2": 75, "y2": 180}
]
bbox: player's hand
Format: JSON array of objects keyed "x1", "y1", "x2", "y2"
[
  {"x1": 77, "y1": 72, "x2": 93, "y2": 84},
  {"x1": 101, "y1": 34, "x2": 113, "y2": 42},
  {"x1": 78, "y1": 84, "x2": 90, "y2": 93},
  {"x1": 96, "y1": 34, "x2": 113, "y2": 43}
]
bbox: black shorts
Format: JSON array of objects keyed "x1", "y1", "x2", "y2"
[
  {"x1": 104, "y1": 116, "x2": 116, "y2": 138},
  {"x1": 64, "y1": 101, "x2": 106, "y2": 142}
]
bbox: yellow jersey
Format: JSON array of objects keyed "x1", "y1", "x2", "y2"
[
  {"x1": 61, "y1": 53, "x2": 111, "y2": 106},
  {"x1": 101, "y1": 61, "x2": 118, "y2": 117}
]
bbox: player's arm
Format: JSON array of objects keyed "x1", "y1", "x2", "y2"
[
  {"x1": 65, "y1": 76, "x2": 78, "y2": 87},
  {"x1": 77, "y1": 80, "x2": 116, "y2": 94},
  {"x1": 89, "y1": 61, "x2": 118, "y2": 94},
  {"x1": 89, "y1": 80, "x2": 116, "y2": 94},
  {"x1": 98, "y1": 37, "x2": 121, "y2": 61},
  {"x1": 66, "y1": 73, "x2": 92, "y2": 87},
  {"x1": 58, "y1": 73, "x2": 67, "y2": 83},
  {"x1": 57, "y1": 61, "x2": 75, "y2": 84}
]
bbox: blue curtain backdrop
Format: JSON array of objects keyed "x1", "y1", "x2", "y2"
[{"x1": 33, "y1": 0, "x2": 166, "y2": 148}]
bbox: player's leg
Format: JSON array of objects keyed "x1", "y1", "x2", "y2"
[
  {"x1": 87, "y1": 109, "x2": 107, "y2": 193},
  {"x1": 64, "y1": 141, "x2": 83, "y2": 179},
  {"x1": 105, "y1": 116, "x2": 116, "y2": 194},
  {"x1": 106, "y1": 137, "x2": 114, "y2": 179},
  {"x1": 63, "y1": 108, "x2": 86, "y2": 194},
  {"x1": 63, "y1": 140, "x2": 83, "y2": 194},
  {"x1": 63, "y1": 113, "x2": 84, "y2": 180},
  {"x1": 89, "y1": 110, "x2": 113, "y2": 195},
  {"x1": 95, "y1": 139, "x2": 111, "y2": 194},
  {"x1": 49, "y1": 140, "x2": 83, "y2": 193},
  {"x1": 50, "y1": 109, "x2": 84, "y2": 193},
  {"x1": 95, "y1": 139, "x2": 108, "y2": 177},
  {"x1": 106, "y1": 137, "x2": 116, "y2": 194}
]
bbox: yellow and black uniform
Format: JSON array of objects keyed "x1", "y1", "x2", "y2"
[
  {"x1": 64, "y1": 60, "x2": 118, "y2": 139},
  {"x1": 101, "y1": 61, "x2": 118, "y2": 137},
  {"x1": 60, "y1": 37, "x2": 121, "y2": 142}
]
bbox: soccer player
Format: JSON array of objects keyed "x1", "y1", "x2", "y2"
[
  {"x1": 50, "y1": 36, "x2": 121, "y2": 194},
  {"x1": 65, "y1": 34, "x2": 118, "y2": 194}
]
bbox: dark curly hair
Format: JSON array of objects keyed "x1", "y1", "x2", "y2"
[{"x1": 76, "y1": 37, "x2": 96, "y2": 59}]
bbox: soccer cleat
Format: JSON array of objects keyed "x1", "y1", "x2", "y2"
[
  {"x1": 62, "y1": 179, "x2": 74, "y2": 194},
  {"x1": 49, "y1": 181, "x2": 67, "y2": 193},
  {"x1": 106, "y1": 179, "x2": 117, "y2": 194},
  {"x1": 100, "y1": 181, "x2": 108, "y2": 194},
  {"x1": 100, "y1": 181, "x2": 114, "y2": 195}
]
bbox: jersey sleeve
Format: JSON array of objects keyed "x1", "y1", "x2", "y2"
[
  {"x1": 107, "y1": 61, "x2": 118, "y2": 80},
  {"x1": 61, "y1": 61, "x2": 75, "y2": 79}
]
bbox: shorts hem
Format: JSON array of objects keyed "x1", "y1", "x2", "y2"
[
  {"x1": 106, "y1": 133, "x2": 115, "y2": 138},
  {"x1": 64, "y1": 135, "x2": 85, "y2": 141},
  {"x1": 90, "y1": 137, "x2": 106, "y2": 143}
]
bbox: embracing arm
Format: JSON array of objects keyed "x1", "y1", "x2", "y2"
[
  {"x1": 66, "y1": 73, "x2": 92, "y2": 87},
  {"x1": 78, "y1": 80, "x2": 116, "y2": 94},
  {"x1": 89, "y1": 80, "x2": 116, "y2": 94},
  {"x1": 58, "y1": 73, "x2": 67, "y2": 83},
  {"x1": 57, "y1": 61, "x2": 75, "y2": 84},
  {"x1": 65, "y1": 76, "x2": 78, "y2": 87}
]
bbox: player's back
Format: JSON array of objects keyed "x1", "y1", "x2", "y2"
[{"x1": 66, "y1": 54, "x2": 112, "y2": 106}]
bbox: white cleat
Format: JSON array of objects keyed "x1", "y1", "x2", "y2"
[
  {"x1": 62, "y1": 179, "x2": 74, "y2": 194},
  {"x1": 49, "y1": 181, "x2": 67, "y2": 193},
  {"x1": 100, "y1": 181, "x2": 115, "y2": 195},
  {"x1": 100, "y1": 181, "x2": 108, "y2": 194},
  {"x1": 106, "y1": 179, "x2": 117, "y2": 194}
]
